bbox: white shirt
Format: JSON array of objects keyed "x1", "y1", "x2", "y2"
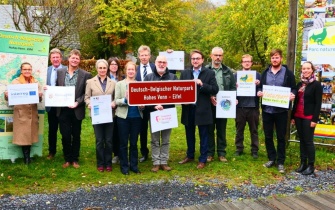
[{"x1": 140, "y1": 63, "x2": 153, "y2": 81}]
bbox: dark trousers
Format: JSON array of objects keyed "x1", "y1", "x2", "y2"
[
  {"x1": 59, "y1": 108, "x2": 82, "y2": 163},
  {"x1": 47, "y1": 107, "x2": 59, "y2": 155},
  {"x1": 139, "y1": 109, "x2": 149, "y2": 157},
  {"x1": 185, "y1": 105, "x2": 209, "y2": 163},
  {"x1": 112, "y1": 116, "x2": 120, "y2": 156},
  {"x1": 294, "y1": 117, "x2": 316, "y2": 164},
  {"x1": 262, "y1": 111, "x2": 288, "y2": 165},
  {"x1": 208, "y1": 106, "x2": 227, "y2": 157},
  {"x1": 235, "y1": 107, "x2": 259, "y2": 153},
  {"x1": 93, "y1": 122, "x2": 113, "y2": 167},
  {"x1": 118, "y1": 117, "x2": 141, "y2": 173}
]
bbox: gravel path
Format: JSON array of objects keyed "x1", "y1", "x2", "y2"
[{"x1": 1, "y1": 170, "x2": 334, "y2": 210}]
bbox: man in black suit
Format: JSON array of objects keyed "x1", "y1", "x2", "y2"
[
  {"x1": 46, "y1": 48, "x2": 64, "y2": 159},
  {"x1": 178, "y1": 49, "x2": 219, "y2": 169},
  {"x1": 56, "y1": 49, "x2": 92, "y2": 168},
  {"x1": 135, "y1": 45, "x2": 155, "y2": 162}
]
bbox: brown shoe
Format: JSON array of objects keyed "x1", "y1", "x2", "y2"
[
  {"x1": 178, "y1": 157, "x2": 194, "y2": 164},
  {"x1": 197, "y1": 162, "x2": 206, "y2": 169},
  {"x1": 47, "y1": 153, "x2": 54, "y2": 160},
  {"x1": 151, "y1": 165, "x2": 160, "y2": 172},
  {"x1": 72, "y1": 162, "x2": 80, "y2": 168},
  {"x1": 207, "y1": 156, "x2": 214, "y2": 162},
  {"x1": 62, "y1": 162, "x2": 71, "y2": 168},
  {"x1": 219, "y1": 156, "x2": 228, "y2": 162},
  {"x1": 161, "y1": 164, "x2": 172, "y2": 171}
]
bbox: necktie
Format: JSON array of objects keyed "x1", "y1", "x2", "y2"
[{"x1": 143, "y1": 65, "x2": 147, "y2": 79}]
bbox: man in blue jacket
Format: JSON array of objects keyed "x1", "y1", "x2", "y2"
[{"x1": 179, "y1": 49, "x2": 219, "y2": 169}]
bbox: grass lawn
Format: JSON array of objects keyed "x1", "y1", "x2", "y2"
[{"x1": 0, "y1": 105, "x2": 335, "y2": 195}]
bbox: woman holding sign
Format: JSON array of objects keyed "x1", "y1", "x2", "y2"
[
  {"x1": 85, "y1": 59, "x2": 116, "y2": 172},
  {"x1": 291, "y1": 61, "x2": 322, "y2": 175},
  {"x1": 4, "y1": 62, "x2": 42, "y2": 164},
  {"x1": 115, "y1": 61, "x2": 143, "y2": 175}
]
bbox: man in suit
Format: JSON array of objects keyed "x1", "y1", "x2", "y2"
[
  {"x1": 135, "y1": 45, "x2": 155, "y2": 162},
  {"x1": 46, "y1": 48, "x2": 64, "y2": 159},
  {"x1": 179, "y1": 49, "x2": 219, "y2": 169},
  {"x1": 56, "y1": 49, "x2": 92, "y2": 168}
]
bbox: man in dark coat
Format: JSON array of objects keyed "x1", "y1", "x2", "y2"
[{"x1": 178, "y1": 49, "x2": 219, "y2": 169}]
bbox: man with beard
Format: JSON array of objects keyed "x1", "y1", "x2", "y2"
[
  {"x1": 144, "y1": 56, "x2": 177, "y2": 172},
  {"x1": 179, "y1": 49, "x2": 219, "y2": 169},
  {"x1": 206, "y1": 47, "x2": 236, "y2": 163},
  {"x1": 257, "y1": 49, "x2": 297, "y2": 173}
]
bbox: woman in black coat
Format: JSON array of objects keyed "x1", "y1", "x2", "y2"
[{"x1": 291, "y1": 61, "x2": 322, "y2": 175}]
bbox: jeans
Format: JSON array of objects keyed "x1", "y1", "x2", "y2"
[
  {"x1": 93, "y1": 122, "x2": 113, "y2": 167},
  {"x1": 58, "y1": 108, "x2": 82, "y2": 163},
  {"x1": 262, "y1": 111, "x2": 288, "y2": 165},
  {"x1": 294, "y1": 117, "x2": 316, "y2": 164},
  {"x1": 117, "y1": 117, "x2": 142, "y2": 173},
  {"x1": 150, "y1": 128, "x2": 172, "y2": 165},
  {"x1": 139, "y1": 109, "x2": 149, "y2": 157},
  {"x1": 184, "y1": 105, "x2": 209, "y2": 163},
  {"x1": 47, "y1": 107, "x2": 59, "y2": 155},
  {"x1": 208, "y1": 106, "x2": 227, "y2": 157},
  {"x1": 235, "y1": 107, "x2": 259, "y2": 153}
]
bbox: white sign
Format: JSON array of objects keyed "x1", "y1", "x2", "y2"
[
  {"x1": 7, "y1": 83, "x2": 39, "y2": 106},
  {"x1": 45, "y1": 86, "x2": 75, "y2": 107},
  {"x1": 159, "y1": 51, "x2": 185, "y2": 70},
  {"x1": 262, "y1": 85, "x2": 291, "y2": 108},
  {"x1": 216, "y1": 91, "x2": 236, "y2": 118},
  {"x1": 90, "y1": 95, "x2": 113, "y2": 125},
  {"x1": 236, "y1": 71, "x2": 256, "y2": 96},
  {"x1": 150, "y1": 107, "x2": 178, "y2": 133}
]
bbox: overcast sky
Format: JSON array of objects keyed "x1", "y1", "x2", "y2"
[{"x1": 210, "y1": 0, "x2": 226, "y2": 6}]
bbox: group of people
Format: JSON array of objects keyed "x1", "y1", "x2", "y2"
[{"x1": 6, "y1": 46, "x2": 321, "y2": 176}]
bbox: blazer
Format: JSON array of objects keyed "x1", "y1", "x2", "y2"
[
  {"x1": 291, "y1": 80, "x2": 322, "y2": 123},
  {"x1": 56, "y1": 67, "x2": 92, "y2": 120},
  {"x1": 46, "y1": 64, "x2": 64, "y2": 112},
  {"x1": 115, "y1": 79, "x2": 143, "y2": 119},
  {"x1": 135, "y1": 62, "x2": 155, "y2": 81},
  {"x1": 180, "y1": 66, "x2": 219, "y2": 126},
  {"x1": 84, "y1": 75, "x2": 116, "y2": 117}
]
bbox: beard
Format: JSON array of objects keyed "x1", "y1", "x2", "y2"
[{"x1": 271, "y1": 62, "x2": 281, "y2": 68}]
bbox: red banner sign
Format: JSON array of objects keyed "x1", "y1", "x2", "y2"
[{"x1": 128, "y1": 80, "x2": 197, "y2": 105}]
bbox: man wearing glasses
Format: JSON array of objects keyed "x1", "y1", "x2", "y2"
[
  {"x1": 179, "y1": 50, "x2": 219, "y2": 169},
  {"x1": 205, "y1": 47, "x2": 236, "y2": 163},
  {"x1": 234, "y1": 54, "x2": 261, "y2": 159}
]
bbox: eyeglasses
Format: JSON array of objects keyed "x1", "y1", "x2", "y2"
[
  {"x1": 110, "y1": 64, "x2": 118, "y2": 66},
  {"x1": 157, "y1": 61, "x2": 167, "y2": 64},
  {"x1": 191, "y1": 57, "x2": 202, "y2": 61},
  {"x1": 213, "y1": 54, "x2": 223, "y2": 57},
  {"x1": 242, "y1": 61, "x2": 252, "y2": 63}
]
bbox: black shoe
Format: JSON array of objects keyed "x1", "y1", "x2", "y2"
[
  {"x1": 295, "y1": 163, "x2": 307, "y2": 173},
  {"x1": 302, "y1": 165, "x2": 314, "y2": 175},
  {"x1": 131, "y1": 168, "x2": 141, "y2": 174},
  {"x1": 234, "y1": 151, "x2": 243, "y2": 156},
  {"x1": 139, "y1": 156, "x2": 148, "y2": 163},
  {"x1": 121, "y1": 170, "x2": 129, "y2": 175},
  {"x1": 252, "y1": 153, "x2": 258, "y2": 159}
]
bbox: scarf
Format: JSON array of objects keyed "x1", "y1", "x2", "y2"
[
  {"x1": 299, "y1": 72, "x2": 315, "y2": 92},
  {"x1": 18, "y1": 74, "x2": 36, "y2": 84}
]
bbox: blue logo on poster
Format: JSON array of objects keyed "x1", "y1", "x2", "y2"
[
  {"x1": 220, "y1": 99, "x2": 231, "y2": 111},
  {"x1": 29, "y1": 91, "x2": 36, "y2": 95}
]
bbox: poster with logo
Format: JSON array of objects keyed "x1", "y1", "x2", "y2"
[
  {"x1": 303, "y1": 0, "x2": 335, "y2": 139},
  {"x1": 236, "y1": 71, "x2": 256, "y2": 96},
  {"x1": 0, "y1": 29, "x2": 49, "y2": 160},
  {"x1": 216, "y1": 91, "x2": 236, "y2": 118},
  {"x1": 150, "y1": 107, "x2": 178, "y2": 133}
]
